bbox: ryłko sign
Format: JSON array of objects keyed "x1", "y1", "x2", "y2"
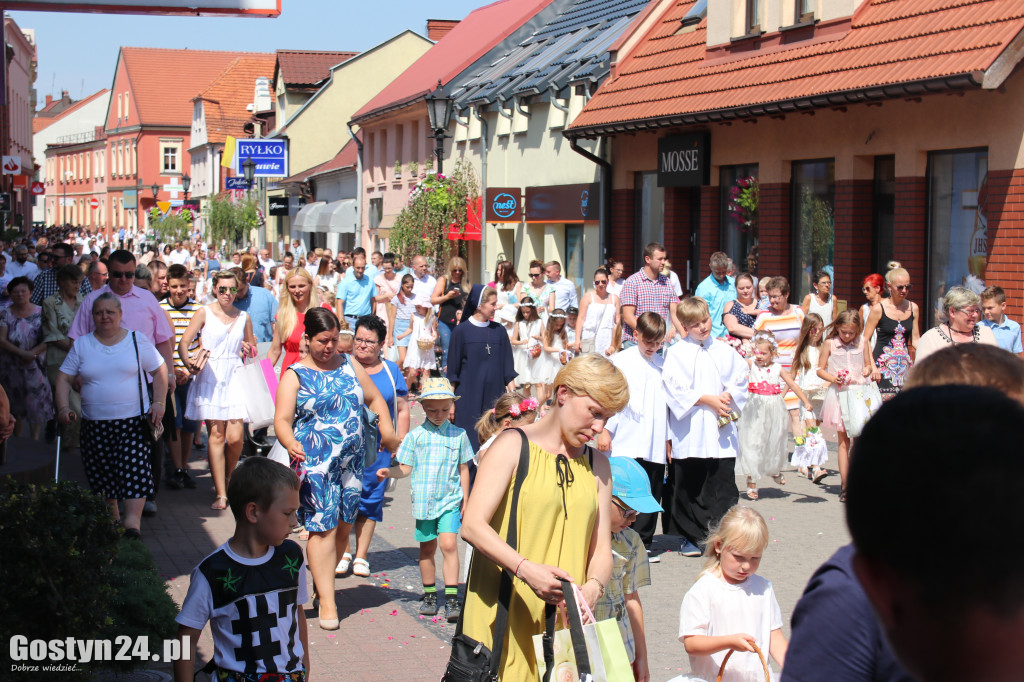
[
  {"x1": 485, "y1": 187, "x2": 522, "y2": 223},
  {"x1": 657, "y1": 132, "x2": 710, "y2": 187}
]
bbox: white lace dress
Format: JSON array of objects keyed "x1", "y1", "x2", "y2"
[
  {"x1": 185, "y1": 309, "x2": 249, "y2": 421},
  {"x1": 737, "y1": 362, "x2": 788, "y2": 480}
]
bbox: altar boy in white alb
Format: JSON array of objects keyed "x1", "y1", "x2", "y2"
[
  {"x1": 662, "y1": 297, "x2": 749, "y2": 557},
  {"x1": 598, "y1": 311, "x2": 669, "y2": 552}
]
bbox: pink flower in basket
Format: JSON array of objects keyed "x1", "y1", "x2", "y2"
[{"x1": 836, "y1": 369, "x2": 850, "y2": 386}]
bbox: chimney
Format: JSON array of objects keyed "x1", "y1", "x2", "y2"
[
  {"x1": 45, "y1": 94, "x2": 52, "y2": 106},
  {"x1": 427, "y1": 19, "x2": 459, "y2": 42}
]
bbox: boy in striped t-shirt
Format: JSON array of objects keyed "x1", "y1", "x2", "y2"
[{"x1": 161, "y1": 264, "x2": 202, "y2": 489}]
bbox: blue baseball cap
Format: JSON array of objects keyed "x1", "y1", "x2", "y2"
[{"x1": 609, "y1": 457, "x2": 663, "y2": 514}]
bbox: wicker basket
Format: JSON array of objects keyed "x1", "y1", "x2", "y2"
[
  {"x1": 716, "y1": 642, "x2": 770, "y2": 682},
  {"x1": 528, "y1": 343, "x2": 542, "y2": 359},
  {"x1": 417, "y1": 337, "x2": 434, "y2": 351}
]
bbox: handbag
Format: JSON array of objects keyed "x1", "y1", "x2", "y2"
[
  {"x1": 239, "y1": 356, "x2": 276, "y2": 429},
  {"x1": 188, "y1": 347, "x2": 210, "y2": 375},
  {"x1": 442, "y1": 429, "x2": 532, "y2": 682},
  {"x1": 837, "y1": 382, "x2": 883, "y2": 438},
  {"x1": 131, "y1": 331, "x2": 164, "y2": 442},
  {"x1": 533, "y1": 578, "x2": 594, "y2": 682},
  {"x1": 361, "y1": 406, "x2": 380, "y2": 468}
]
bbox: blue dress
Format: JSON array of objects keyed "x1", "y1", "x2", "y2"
[
  {"x1": 290, "y1": 360, "x2": 364, "y2": 532},
  {"x1": 358, "y1": 359, "x2": 408, "y2": 521}
]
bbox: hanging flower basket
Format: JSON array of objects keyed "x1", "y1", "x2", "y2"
[{"x1": 728, "y1": 176, "x2": 759, "y2": 232}]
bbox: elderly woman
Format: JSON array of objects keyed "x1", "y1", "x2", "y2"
[
  {"x1": 458, "y1": 354, "x2": 627, "y2": 679},
  {"x1": 916, "y1": 286, "x2": 997, "y2": 362},
  {"x1": 0, "y1": 276, "x2": 52, "y2": 439},
  {"x1": 42, "y1": 265, "x2": 84, "y2": 447},
  {"x1": 335, "y1": 314, "x2": 410, "y2": 578},
  {"x1": 723, "y1": 272, "x2": 760, "y2": 340},
  {"x1": 274, "y1": 308, "x2": 398, "y2": 630},
  {"x1": 753, "y1": 276, "x2": 806, "y2": 443},
  {"x1": 56, "y1": 293, "x2": 168, "y2": 537}
]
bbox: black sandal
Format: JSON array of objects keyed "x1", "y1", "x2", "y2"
[{"x1": 839, "y1": 489, "x2": 848, "y2": 503}]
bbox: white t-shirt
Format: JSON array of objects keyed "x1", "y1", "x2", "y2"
[
  {"x1": 679, "y1": 573, "x2": 782, "y2": 682},
  {"x1": 60, "y1": 331, "x2": 165, "y2": 420},
  {"x1": 391, "y1": 294, "x2": 417, "y2": 321},
  {"x1": 412, "y1": 274, "x2": 436, "y2": 307},
  {"x1": 168, "y1": 248, "x2": 191, "y2": 266}
]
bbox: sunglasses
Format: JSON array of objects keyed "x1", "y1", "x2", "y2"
[
  {"x1": 109, "y1": 271, "x2": 135, "y2": 279},
  {"x1": 891, "y1": 284, "x2": 912, "y2": 291},
  {"x1": 218, "y1": 286, "x2": 238, "y2": 294},
  {"x1": 452, "y1": 268, "x2": 464, "y2": 274},
  {"x1": 861, "y1": 287, "x2": 872, "y2": 292},
  {"x1": 594, "y1": 280, "x2": 608, "y2": 286},
  {"x1": 530, "y1": 272, "x2": 542, "y2": 277},
  {"x1": 612, "y1": 499, "x2": 637, "y2": 520}
]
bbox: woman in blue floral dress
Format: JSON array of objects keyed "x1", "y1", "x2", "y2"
[{"x1": 274, "y1": 307, "x2": 400, "y2": 630}]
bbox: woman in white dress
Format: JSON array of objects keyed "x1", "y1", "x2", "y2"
[
  {"x1": 510, "y1": 297, "x2": 544, "y2": 395},
  {"x1": 492, "y1": 260, "x2": 522, "y2": 337},
  {"x1": 801, "y1": 270, "x2": 838, "y2": 328},
  {"x1": 180, "y1": 270, "x2": 257, "y2": 510},
  {"x1": 574, "y1": 267, "x2": 620, "y2": 357}
]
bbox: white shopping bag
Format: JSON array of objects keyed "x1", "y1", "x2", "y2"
[{"x1": 239, "y1": 358, "x2": 276, "y2": 429}]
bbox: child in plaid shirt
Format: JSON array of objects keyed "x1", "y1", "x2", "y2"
[
  {"x1": 378, "y1": 377, "x2": 473, "y2": 623},
  {"x1": 594, "y1": 457, "x2": 660, "y2": 681}
]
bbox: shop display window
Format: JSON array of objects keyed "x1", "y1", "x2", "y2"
[{"x1": 790, "y1": 159, "x2": 835, "y2": 301}]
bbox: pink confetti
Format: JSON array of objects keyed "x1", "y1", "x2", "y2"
[
  {"x1": 388, "y1": 526, "x2": 394, "y2": 529},
  {"x1": 390, "y1": 609, "x2": 398, "y2": 616},
  {"x1": 403, "y1": 642, "x2": 408, "y2": 645},
  {"x1": 387, "y1": 636, "x2": 393, "y2": 640},
  {"x1": 370, "y1": 619, "x2": 375, "y2": 622},
  {"x1": 419, "y1": 615, "x2": 425, "y2": 619},
  {"x1": 327, "y1": 635, "x2": 335, "y2": 639}
]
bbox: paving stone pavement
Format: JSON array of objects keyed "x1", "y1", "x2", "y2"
[{"x1": 59, "y1": 401, "x2": 849, "y2": 681}]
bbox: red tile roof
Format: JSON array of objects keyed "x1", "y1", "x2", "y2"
[
  {"x1": 280, "y1": 139, "x2": 358, "y2": 184},
  {"x1": 568, "y1": 0, "x2": 1024, "y2": 136},
  {"x1": 194, "y1": 55, "x2": 276, "y2": 144},
  {"x1": 275, "y1": 50, "x2": 358, "y2": 89},
  {"x1": 119, "y1": 47, "x2": 268, "y2": 127},
  {"x1": 351, "y1": 0, "x2": 556, "y2": 123},
  {"x1": 33, "y1": 89, "x2": 109, "y2": 134}
]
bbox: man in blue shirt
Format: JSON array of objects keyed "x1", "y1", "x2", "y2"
[
  {"x1": 693, "y1": 251, "x2": 736, "y2": 339},
  {"x1": 980, "y1": 285, "x2": 1023, "y2": 356},
  {"x1": 231, "y1": 266, "x2": 278, "y2": 343},
  {"x1": 545, "y1": 260, "x2": 578, "y2": 311},
  {"x1": 337, "y1": 256, "x2": 377, "y2": 327}
]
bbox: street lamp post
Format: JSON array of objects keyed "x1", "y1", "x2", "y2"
[
  {"x1": 425, "y1": 80, "x2": 454, "y2": 175},
  {"x1": 181, "y1": 173, "x2": 191, "y2": 202},
  {"x1": 242, "y1": 157, "x2": 256, "y2": 196}
]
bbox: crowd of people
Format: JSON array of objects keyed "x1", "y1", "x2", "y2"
[{"x1": 6, "y1": 224, "x2": 1024, "y2": 682}]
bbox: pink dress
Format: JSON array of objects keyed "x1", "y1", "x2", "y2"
[{"x1": 819, "y1": 336, "x2": 866, "y2": 441}]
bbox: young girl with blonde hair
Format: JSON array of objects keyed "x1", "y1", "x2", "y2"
[
  {"x1": 474, "y1": 391, "x2": 538, "y2": 463},
  {"x1": 511, "y1": 297, "x2": 544, "y2": 396},
  {"x1": 679, "y1": 505, "x2": 787, "y2": 682},
  {"x1": 537, "y1": 308, "x2": 569, "y2": 405}
]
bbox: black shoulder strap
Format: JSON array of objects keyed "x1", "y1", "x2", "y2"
[
  {"x1": 560, "y1": 577, "x2": 592, "y2": 676},
  {"x1": 453, "y1": 427, "x2": 531, "y2": 678},
  {"x1": 130, "y1": 331, "x2": 146, "y2": 418}
]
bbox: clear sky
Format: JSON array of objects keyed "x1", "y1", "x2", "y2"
[{"x1": 9, "y1": 0, "x2": 486, "y2": 107}]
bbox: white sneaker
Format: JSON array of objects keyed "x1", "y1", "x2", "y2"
[
  {"x1": 646, "y1": 549, "x2": 661, "y2": 564},
  {"x1": 335, "y1": 552, "x2": 352, "y2": 574}
]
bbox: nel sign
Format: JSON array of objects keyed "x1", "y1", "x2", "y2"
[{"x1": 657, "y1": 132, "x2": 710, "y2": 188}]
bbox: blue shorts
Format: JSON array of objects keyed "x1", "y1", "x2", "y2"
[
  {"x1": 394, "y1": 317, "x2": 411, "y2": 347},
  {"x1": 414, "y1": 507, "x2": 461, "y2": 542},
  {"x1": 173, "y1": 382, "x2": 199, "y2": 433}
]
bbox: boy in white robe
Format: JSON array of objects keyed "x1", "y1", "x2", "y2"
[
  {"x1": 662, "y1": 297, "x2": 749, "y2": 556},
  {"x1": 597, "y1": 311, "x2": 669, "y2": 550}
]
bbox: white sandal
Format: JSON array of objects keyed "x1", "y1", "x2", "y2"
[
  {"x1": 335, "y1": 552, "x2": 352, "y2": 574},
  {"x1": 352, "y1": 557, "x2": 370, "y2": 577}
]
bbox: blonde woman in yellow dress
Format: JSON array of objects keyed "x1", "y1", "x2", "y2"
[{"x1": 458, "y1": 354, "x2": 628, "y2": 679}]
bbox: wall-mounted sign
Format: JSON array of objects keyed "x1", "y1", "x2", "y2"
[
  {"x1": 268, "y1": 195, "x2": 289, "y2": 216},
  {"x1": 235, "y1": 139, "x2": 288, "y2": 178},
  {"x1": 657, "y1": 132, "x2": 710, "y2": 187},
  {"x1": 485, "y1": 187, "x2": 522, "y2": 223},
  {"x1": 525, "y1": 183, "x2": 601, "y2": 223},
  {"x1": 225, "y1": 176, "x2": 250, "y2": 190},
  {"x1": 123, "y1": 189, "x2": 137, "y2": 209}
]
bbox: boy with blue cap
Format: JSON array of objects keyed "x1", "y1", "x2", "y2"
[{"x1": 594, "y1": 457, "x2": 662, "y2": 682}]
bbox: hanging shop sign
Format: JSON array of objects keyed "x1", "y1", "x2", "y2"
[
  {"x1": 657, "y1": 132, "x2": 710, "y2": 187},
  {"x1": 485, "y1": 187, "x2": 522, "y2": 223},
  {"x1": 268, "y1": 195, "x2": 290, "y2": 216},
  {"x1": 525, "y1": 183, "x2": 601, "y2": 223}
]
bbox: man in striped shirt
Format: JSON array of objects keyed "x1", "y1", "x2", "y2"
[{"x1": 161, "y1": 264, "x2": 202, "y2": 489}]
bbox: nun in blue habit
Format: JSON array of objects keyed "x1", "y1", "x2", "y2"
[{"x1": 447, "y1": 283, "x2": 517, "y2": 451}]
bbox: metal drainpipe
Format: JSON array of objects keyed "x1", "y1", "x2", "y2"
[
  {"x1": 569, "y1": 136, "x2": 611, "y2": 277},
  {"x1": 473, "y1": 106, "x2": 488, "y2": 283},
  {"x1": 346, "y1": 123, "x2": 364, "y2": 250}
]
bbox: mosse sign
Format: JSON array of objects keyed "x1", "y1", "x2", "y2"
[{"x1": 657, "y1": 132, "x2": 710, "y2": 187}]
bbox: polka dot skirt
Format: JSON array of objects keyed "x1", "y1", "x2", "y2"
[{"x1": 80, "y1": 418, "x2": 155, "y2": 500}]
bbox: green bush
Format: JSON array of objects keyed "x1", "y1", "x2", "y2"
[{"x1": 0, "y1": 479, "x2": 178, "y2": 675}]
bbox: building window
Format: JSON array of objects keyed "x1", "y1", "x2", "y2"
[
  {"x1": 163, "y1": 145, "x2": 179, "y2": 173},
  {"x1": 745, "y1": 0, "x2": 761, "y2": 34},
  {"x1": 872, "y1": 156, "x2": 896, "y2": 274},
  {"x1": 132, "y1": 141, "x2": 137, "y2": 175},
  {"x1": 926, "y1": 148, "x2": 988, "y2": 327},
  {"x1": 634, "y1": 171, "x2": 665, "y2": 271},
  {"x1": 720, "y1": 164, "x2": 759, "y2": 276},
  {"x1": 795, "y1": 0, "x2": 814, "y2": 23},
  {"x1": 790, "y1": 159, "x2": 835, "y2": 302},
  {"x1": 124, "y1": 91, "x2": 129, "y2": 121},
  {"x1": 117, "y1": 94, "x2": 122, "y2": 121}
]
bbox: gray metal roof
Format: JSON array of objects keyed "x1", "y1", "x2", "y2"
[{"x1": 449, "y1": 0, "x2": 650, "y2": 109}]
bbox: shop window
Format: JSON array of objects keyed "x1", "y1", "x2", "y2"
[
  {"x1": 634, "y1": 171, "x2": 665, "y2": 271},
  {"x1": 790, "y1": 159, "x2": 835, "y2": 302},
  {"x1": 872, "y1": 156, "x2": 895, "y2": 274},
  {"x1": 926, "y1": 148, "x2": 988, "y2": 326},
  {"x1": 720, "y1": 164, "x2": 759, "y2": 276},
  {"x1": 565, "y1": 225, "x2": 585, "y2": 294}
]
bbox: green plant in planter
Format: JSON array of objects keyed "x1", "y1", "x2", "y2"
[
  {"x1": 390, "y1": 159, "x2": 479, "y2": 267},
  {"x1": 0, "y1": 479, "x2": 177, "y2": 676},
  {"x1": 406, "y1": 160, "x2": 419, "y2": 178},
  {"x1": 393, "y1": 160, "x2": 402, "y2": 179}
]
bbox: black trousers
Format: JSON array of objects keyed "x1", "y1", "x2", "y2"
[
  {"x1": 631, "y1": 458, "x2": 669, "y2": 548},
  {"x1": 665, "y1": 457, "x2": 738, "y2": 546}
]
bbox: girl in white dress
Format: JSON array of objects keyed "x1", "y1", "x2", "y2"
[
  {"x1": 679, "y1": 505, "x2": 788, "y2": 682},
  {"x1": 403, "y1": 302, "x2": 437, "y2": 388},
  {"x1": 179, "y1": 270, "x2": 257, "y2": 510},
  {"x1": 511, "y1": 297, "x2": 544, "y2": 395},
  {"x1": 737, "y1": 331, "x2": 811, "y2": 500},
  {"x1": 790, "y1": 314, "x2": 828, "y2": 481},
  {"x1": 537, "y1": 308, "x2": 568, "y2": 405}
]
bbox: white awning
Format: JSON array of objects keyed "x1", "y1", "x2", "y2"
[
  {"x1": 315, "y1": 199, "x2": 357, "y2": 234},
  {"x1": 293, "y1": 201, "x2": 325, "y2": 231}
]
